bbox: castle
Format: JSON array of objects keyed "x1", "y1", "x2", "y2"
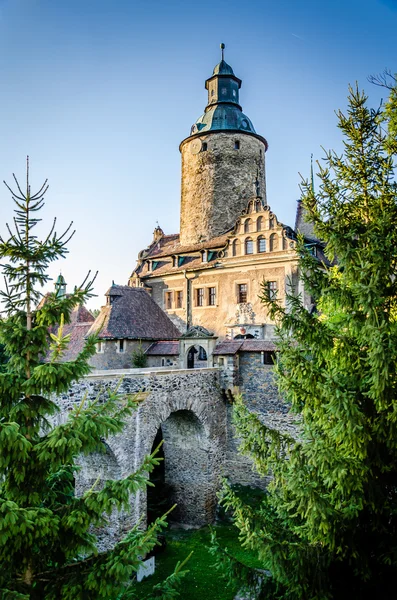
[
  {"x1": 54, "y1": 47, "x2": 320, "y2": 533},
  {"x1": 81, "y1": 44, "x2": 321, "y2": 372}
]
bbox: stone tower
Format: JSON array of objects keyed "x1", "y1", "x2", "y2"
[{"x1": 179, "y1": 44, "x2": 268, "y2": 246}]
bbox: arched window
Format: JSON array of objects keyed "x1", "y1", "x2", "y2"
[
  {"x1": 245, "y1": 238, "x2": 254, "y2": 255},
  {"x1": 269, "y1": 217, "x2": 275, "y2": 229},
  {"x1": 283, "y1": 236, "x2": 288, "y2": 250},
  {"x1": 256, "y1": 216, "x2": 263, "y2": 231},
  {"x1": 232, "y1": 239, "x2": 240, "y2": 257},
  {"x1": 270, "y1": 233, "x2": 278, "y2": 252},
  {"x1": 244, "y1": 218, "x2": 252, "y2": 233},
  {"x1": 257, "y1": 236, "x2": 266, "y2": 253}
]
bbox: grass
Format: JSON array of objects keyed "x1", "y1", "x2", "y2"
[{"x1": 136, "y1": 523, "x2": 263, "y2": 600}]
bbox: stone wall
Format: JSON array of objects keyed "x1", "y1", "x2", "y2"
[
  {"x1": 54, "y1": 364, "x2": 294, "y2": 545},
  {"x1": 180, "y1": 132, "x2": 266, "y2": 245},
  {"x1": 89, "y1": 340, "x2": 152, "y2": 370}
]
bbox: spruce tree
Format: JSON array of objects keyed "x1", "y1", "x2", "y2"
[
  {"x1": 0, "y1": 159, "x2": 186, "y2": 599},
  {"x1": 217, "y1": 85, "x2": 397, "y2": 599}
]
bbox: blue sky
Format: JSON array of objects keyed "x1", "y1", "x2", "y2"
[{"x1": 0, "y1": 0, "x2": 396, "y2": 309}]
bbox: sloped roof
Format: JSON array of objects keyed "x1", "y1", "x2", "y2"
[
  {"x1": 142, "y1": 232, "x2": 230, "y2": 260},
  {"x1": 87, "y1": 285, "x2": 181, "y2": 340},
  {"x1": 213, "y1": 339, "x2": 277, "y2": 355},
  {"x1": 145, "y1": 341, "x2": 180, "y2": 356},
  {"x1": 46, "y1": 304, "x2": 95, "y2": 363}
]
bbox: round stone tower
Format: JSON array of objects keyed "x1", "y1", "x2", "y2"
[{"x1": 179, "y1": 45, "x2": 268, "y2": 246}]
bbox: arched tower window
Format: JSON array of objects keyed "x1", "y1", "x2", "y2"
[
  {"x1": 256, "y1": 216, "x2": 263, "y2": 231},
  {"x1": 244, "y1": 218, "x2": 252, "y2": 233},
  {"x1": 257, "y1": 236, "x2": 266, "y2": 253},
  {"x1": 245, "y1": 238, "x2": 254, "y2": 255},
  {"x1": 232, "y1": 239, "x2": 240, "y2": 256},
  {"x1": 270, "y1": 233, "x2": 278, "y2": 252}
]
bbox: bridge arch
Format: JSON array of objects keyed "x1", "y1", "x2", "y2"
[{"x1": 148, "y1": 408, "x2": 215, "y2": 526}]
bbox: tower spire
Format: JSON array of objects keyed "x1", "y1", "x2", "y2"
[{"x1": 220, "y1": 42, "x2": 225, "y2": 61}]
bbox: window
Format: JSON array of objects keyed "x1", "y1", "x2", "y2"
[
  {"x1": 202, "y1": 142, "x2": 207, "y2": 151},
  {"x1": 238, "y1": 283, "x2": 247, "y2": 303},
  {"x1": 96, "y1": 341, "x2": 104, "y2": 353},
  {"x1": 270, "y1": 232, "x2": 278, "y2": 252},
  {"x1": 245, "y1": 238, "x2": 254, "y2": 255},
  {"x1": 269, "y1": 217, "x2": 275, "y2": 229},
  {"x1": 257, "y1": 236, "x2": 266, "y2": 253},
  {"x1": 118, "y1": 339, "x2": 124, "y2": 353},
  {"x1": 221, "y1": 87, "x2": 227, "y2": 95},
  {"x1": 165, "y1": 292, "x2": 172, "y2": 309},
  {"x1": 262, "y1": 351, "x2": 275, "y2": 365},
  {"x1": 197, "y1": 288, "x2": 204, "y2": 306},
  {"x1": 208, "y1": 287, "x2": 216, "y2": 306},
  {"x1": 256, "y1": 216, "x2": 263, "y2": 231},
  {"x1": 234, "y1": 140, "x2": 240, "y2": 150},
  {"x1": 267, "y1": 281, "x2": 278, "y2": 300},
  {"x1": 211, "y1": 89, "x2": 215, "y2": 96},
  {"x1": 244, "y1": 218, "x2": 252, "y2": 233},
  {"x1": 232, "y1": 89, "x2": 237, "y2": 97},
  {"x1": 198, "y1": 347, "x2": 207, "y2": 360},
  {"x1": 175, "y1": 290, "x2": 183, "y2": 309},
  {"x1": 232, "y1": 239, "x2": 240, "y2": 256}
]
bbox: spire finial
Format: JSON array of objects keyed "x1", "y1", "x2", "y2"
[
  {"x1": 310, "y1": 154, "x2": 315, "y2": 194},
  {"x1": 220, "y1": 42, "x2": 225, "y2": 61}
]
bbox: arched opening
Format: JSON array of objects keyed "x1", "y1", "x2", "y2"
[
  {"x1": 256, "y1": 216, "x2": 263, "y2": 231},
  {"x1": 147, "y1": 428, "x2": 173, "y2": 525},
  {"x1": 257, "y1": 235, "x2": 266, "y2": 253},
  {"x1": 270, "y1": 233, "x2": 278, "y2": 252},
  {"x1": 244, "y1": 218, "x2": 252, "y2": 233},
  {"x1": 234, "y1": 333, "x2": 255, "y2": 339},
  {"x1": 148, "y1": 410, "x2": 215, "y2": 526},
  {"x1": 187, "y1": 345, "x2": 207, "y2": 369},
  {"x1": 232, "y1": 239, "x2": 240, "y2": 256},
  {"x1": 245, "y1": 237, "x2": 254, "y2": 255}
]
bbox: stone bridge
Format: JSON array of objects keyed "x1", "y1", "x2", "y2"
[{"x1": 56, "y1": 367, "x2": 254, "y2": 546}]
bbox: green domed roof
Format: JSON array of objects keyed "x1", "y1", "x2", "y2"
[
  {"x1": 191, "y1": 105, "x2": 256, "y2": 135},
  {"x1": 212, "y1": 60, "x2": 234, "y2": 75},
  {"x1": 187, "y1": 45, "x2": 258, "y2": 138}
]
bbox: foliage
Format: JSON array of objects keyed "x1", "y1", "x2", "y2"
[
  {"x1": 136, "y1": 525, "x2": 262, "y2": 600},
  {"x1": 0, "y1": 160, "x2": 184, "y2": 599},
  {"x1": 90, "y1": 308, "x2": 100, "y2": 319},
  {"x1": 218, "y1": 84, "x2": 397, "y2": 598},
  {"x1": 132, "y1": 340, "x2": 148, "y2": 368}
]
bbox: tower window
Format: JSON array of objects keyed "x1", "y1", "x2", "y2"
[
  {"x1": 234, "y1": 140, "x2": 240, "y2": 150},
  {"x1": 175, "y1": 290, "x2": 183, "y2": 309},
  {"x1": 238, "y1": 284, "x2": 248, "y2": 304},
  {"x1": 211, "y1": 89, "x2": 215, "y2": 96},
  {"x1": 208, "y1": 287, "x2": 216, "y2": 306},
  {"x1": 221, "y1": 87, "x2": 227, "y2": 95},
  {"x1": 196, "y1": 288, "x2": 204, "y2": 306},
  {"x1": 202, "y1": 142, "x2": 207, "y2": 151},
  {"x1": 232, "y1": 89, "x2": 237, "y2": 97},
  {"x1": 165, "y1": 292, "x2": 173, "y2": 309},
  {"x1": 257, "y1": 236, "x2": 266, "y2": 253},
  {"x1": 245, "y1": 238, "x2": 254, "y2": 255},
  {"x1": 267, "y1": 281, "x2": 278, "y2": 300}
]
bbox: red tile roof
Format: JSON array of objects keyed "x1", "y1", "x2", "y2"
[{"x1": 213, "y1": 339, "x2": 277, "y2": 355}]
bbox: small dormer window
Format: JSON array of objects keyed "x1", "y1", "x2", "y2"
[{"x1": 234, "y1": 140, "x2": 240, "y2": 150}]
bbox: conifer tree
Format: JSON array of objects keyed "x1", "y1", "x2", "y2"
[
  {"x1": 0, "y1": 159, "x2": 186, "y2": 599},
  {"x1": 217, "y1": 84, "x2": 397, "y2": 598}
]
